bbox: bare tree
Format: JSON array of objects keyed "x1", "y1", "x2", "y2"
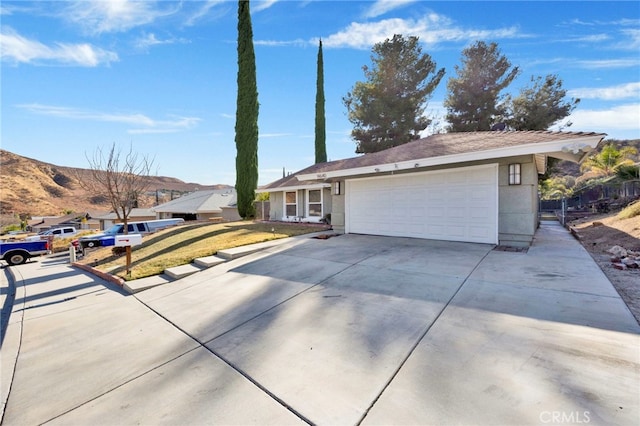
[{"x1": 79, "y1": 143, "x2": 155, "y2": 275}]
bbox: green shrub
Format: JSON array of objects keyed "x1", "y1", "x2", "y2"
[{"x1": 617, "y1": 200, "x2": 640, "y2": 219}]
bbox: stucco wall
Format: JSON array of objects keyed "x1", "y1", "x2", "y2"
[
  {"x1": 322, "y1": 187, "x2": 333, "y2": 223},
  {"x1": 267, "y1": 188, "x2": 332, "y2": 222},
  {"x1": 221, "y1": 207, "x2": 242, "y2": 222},
  {"x1": 269, "y1": 192, "x2": 284, "y2": 220},
  {"x1": 497, "y1": 155, "x2": 539, "y2": 246},
  {"x1": 330, "y1": 183, "x2": 345, "y2": 232}
]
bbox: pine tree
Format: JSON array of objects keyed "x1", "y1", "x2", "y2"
[
  {"x1": 445, "y1": 41, "x2": 519, "y2": 132},
  {"x1": 343, "y1": 34, "x2": 444, "y2": 154},
  {"x1": 506, "y1": 74, "x2": 579, "y2": 130},
  {"x1": 315, "y1": 39, "x2": 327, "y2": 164},
  {"x1": 235, "y1": 0, "x2": 259, "y2": 218}
]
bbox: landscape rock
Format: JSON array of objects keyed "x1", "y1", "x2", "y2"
[
  {"x1": 605, "y1": 245, "x2": 640, "y2": 272},
  {"x1": 607, "y1": 245, "x2": 628, "y2": 258},
  {"x1": 621, "y1": 258, "x2": 639, "y2": 268}
]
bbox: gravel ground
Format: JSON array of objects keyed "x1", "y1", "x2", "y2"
[{"x1": 568, "y1": 213, "x2": 640, "y2": 325}]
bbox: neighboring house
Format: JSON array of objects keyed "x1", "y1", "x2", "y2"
[
  {"x1": 92, "y1": 208, "x2": 157, "y2": 230},
  {"x1": 258, "y1": 131, "x2": 606, "y2": 247},
  {"x1": 153, "y1": 189, "x2": 240, "y2": 222},
  {"x1": 28, "y1": 212, "x2": 102, "y2": 233}
]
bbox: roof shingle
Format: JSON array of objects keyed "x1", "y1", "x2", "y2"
[{"x1": 261, "y1": 131, "x2": 606, "y2": 190}]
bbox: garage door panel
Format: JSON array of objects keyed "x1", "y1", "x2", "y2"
[
  {"x1": 427, "y1": 224, "x2": 445, "y2": 236},
  {"x1": 470, "y1": 187, "x2": 491, "y2": 200},
  {"x1": 447, "y1": 207, "x2": 465, "y2": 219},
  {"x1": 347, "y1": 165, "x2": 498, "y2": 244},
  {"x1": 470, "y1": 226, "x2": 491, "y2": 239},
  {"x1": 427, "y1": 209, "x2": 445, "y2": 221},
  {"x1": 471, "y1": 207, "x2": 490, "y2": 221}
]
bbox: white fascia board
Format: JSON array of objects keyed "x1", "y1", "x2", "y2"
[
  {"x1": 297, "y1": 135, "x2": 604, "y2": 181},
  {"x1": 534, "y1": 154, "x2": 547, "y2": 175},
  {"x1": 255, "y1": 182, "x2": 330, "y2": 193}
]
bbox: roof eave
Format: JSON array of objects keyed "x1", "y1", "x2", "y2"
[
  {"x1": 297, "y1": 134, "x2": 605, "y2": 181},
  {"x1": 256, "y1": 182, "x2": 331, "y2": 193}
]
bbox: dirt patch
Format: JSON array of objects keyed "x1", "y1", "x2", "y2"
[{"x1": 567, "y1": 213, "x2": 640, "y2": 325}]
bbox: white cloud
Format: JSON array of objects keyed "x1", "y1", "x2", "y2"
[
  {"x1": 62, "y1": 0, "x2": 177, "y2": 35},
  {"x1": 578, "y1": 58, "x2": 640, "y2": 69},
  {"x1": 569, "y1": 82, "x2": 640, "y2": 101},
  {"x1": 619, "y1": 28, "x2": 640, "y2": 50},
  {"x1": 562, "y1": 34, "x2": 610, "y2": 43},
  {"x1": 17, "y1": 103, "x2": 200, "y2": 134},
  {"x1": 0, "y1": 27, "x2": 118, "y2": 66},
  {"x1": 563, "y1": 104, "x2": 640, "y2": 135},
  {"x1": 0, "y1": 4, "x2": 16, "y2": 15},
  {"x1": 184, "y1": 0, "x2": 228, "y2": 26},
  {"x1": 254, "y1": 38, "x2": 307, "y2": 47},
  {"x1": 253, "y1": 0, "x2": 279, "y2": 13},
  {"x1": 322, "y1": 15, "x2": 523, "y2": 49},
  {"x1": 527, "y1": 57, "x2": 640, "y2": 71},
  {"x1": 134, "y1": 32, "x2": 189, "y2": 51},
  {"x1": 364, "y1": 0, "x2": 417, "y2": 19}
]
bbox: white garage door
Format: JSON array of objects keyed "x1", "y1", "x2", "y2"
[{"x1": 346, "y1": 164, "x2": 498, "y2": 244}]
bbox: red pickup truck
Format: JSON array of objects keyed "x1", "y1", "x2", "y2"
[{"x1": 0, "y1": 239, "x2": 51, "y2": 265}]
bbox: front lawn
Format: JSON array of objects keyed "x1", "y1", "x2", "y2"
[{"x1": 75, "y1": 221, "x2": 330, "y2": 281}]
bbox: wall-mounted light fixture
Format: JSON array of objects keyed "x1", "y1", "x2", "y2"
[
  {"x1": 333, "y1": 181, "x2": 341, "y2": 195},
  {"x1": 509, "y1": 163, "x2": 521, "y2": 185}
]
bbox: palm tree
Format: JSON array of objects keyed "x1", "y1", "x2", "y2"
[{"x1": 581, "y1": 143, "x2": 637, "y2": 177}]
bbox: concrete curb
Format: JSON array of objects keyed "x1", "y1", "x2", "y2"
[
  {"x1": 0, "y1": 266, "x2": 18, "y2": 422},
  {"x1": 72, "y1": 262, "x2": 126, "y2": 287}
]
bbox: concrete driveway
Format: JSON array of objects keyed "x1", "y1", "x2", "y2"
[{"x1": 1, "y1": 221, "x2": 638, "y2": 425}]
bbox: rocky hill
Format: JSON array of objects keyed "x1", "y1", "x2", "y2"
[{"x1": 0, "y1": 149, "x2": 230, "y2": 224}]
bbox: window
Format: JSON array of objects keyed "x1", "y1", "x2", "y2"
[
  {"x1": 509, "y1": 163, "x2": 521, "y2": 185},
  {"x1": 307, "y1": 189, "x2": 322, "y2": 217},
  {"x1": 285, "y1": 191, "x2": 297, "y2": 217}
]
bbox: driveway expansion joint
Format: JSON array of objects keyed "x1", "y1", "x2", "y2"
[{"x1": 356, "y1": 247, "x2": 494, "y2": 425}]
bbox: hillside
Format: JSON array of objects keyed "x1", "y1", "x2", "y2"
[{"x1": 0, "y1": 149, "x2": 230, "y2": 223}]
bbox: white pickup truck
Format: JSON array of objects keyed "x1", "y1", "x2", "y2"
[
  {"x1": 25, "y1": 226, "x2": 77, "y2": 241},
  {"x1": 74, "y1": 219, "x2": 185, "y2": 250}
]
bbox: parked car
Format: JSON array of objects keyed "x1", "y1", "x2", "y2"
[
  {"x1": 0, "y1": 239, "x2": 51, "y2": 265},
  {"x1": 73, "y1": 219, "x2": 184, "y2": 250},
  {"x1": 25, "y1": 226, "x2": 77, "y2": 241}
]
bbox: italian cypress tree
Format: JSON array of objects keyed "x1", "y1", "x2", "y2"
[
  {"x1": 235, "y1": 0, "x2": 259, "y2": 218},
  {"x1": 315, "y1": 39, "x2": 327, "y2": 163}
]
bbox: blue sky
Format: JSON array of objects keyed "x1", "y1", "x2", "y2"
[{"x1": 1, "y1": 1, "x2": 639, "y2": 186}]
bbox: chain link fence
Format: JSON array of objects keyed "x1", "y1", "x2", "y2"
[{"x1": 540, "y1": 179, "x2": 640, "y2": 224}]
